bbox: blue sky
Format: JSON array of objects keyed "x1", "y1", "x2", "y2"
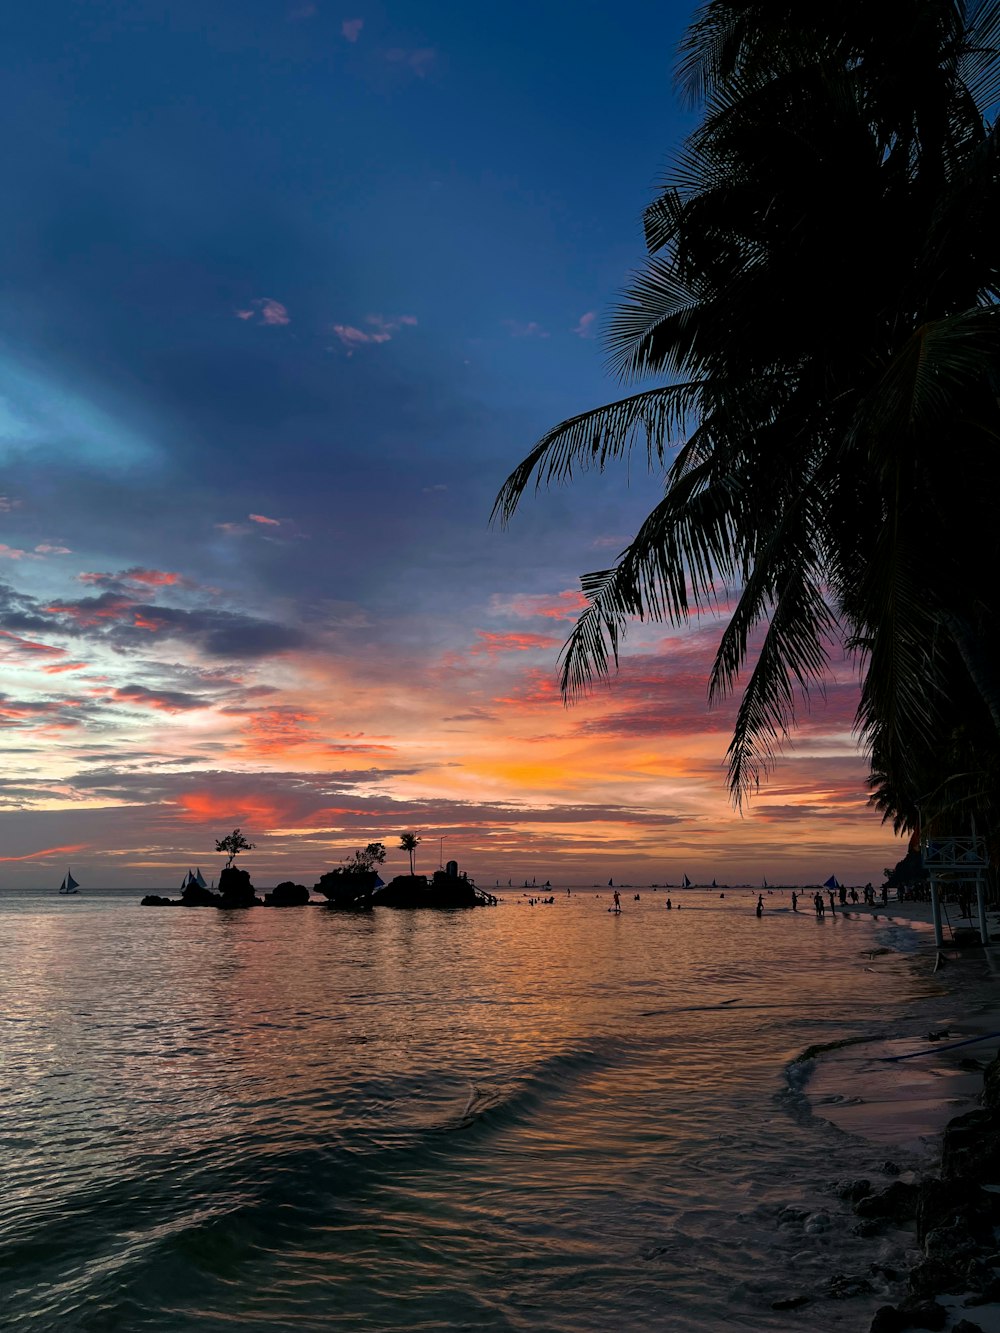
[{"x1": 0, "y1": 1, "x2": 893, "y2": 888}]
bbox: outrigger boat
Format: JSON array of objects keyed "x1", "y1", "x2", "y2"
[{"x1": 59, "y1": 869, "x2": 80, "y2": 895}]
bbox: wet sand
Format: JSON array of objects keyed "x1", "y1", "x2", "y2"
[{"x1": 808, "y1": 895, "x2": 1000, "y2": 1330}]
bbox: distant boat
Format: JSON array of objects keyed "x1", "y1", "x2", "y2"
[
  {"x1": 762, "y1": 876, "x2": 769, "y2": 889},
  {"x1": 711, "y1": 879, "x2": 717, "y2": 888},
  {"x1": 608, "y1": 878, "x2": 614, "y2": 887},
  {"x1": 58, "y1": 869, "x2": 80, "y2": 895},
  {"x1": 181, "y1": 868, "x2": 209, "y2": 891},
  {"x1": 682, "y1": 874, "x2": 692, "y2": 888},
  {"x1": 823, "y1": 874, "x2": 841, "y2": 890}
]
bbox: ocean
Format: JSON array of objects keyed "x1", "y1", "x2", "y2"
[{"x1": 0, "y1": 886, "x2": 986, "y2": 1331}]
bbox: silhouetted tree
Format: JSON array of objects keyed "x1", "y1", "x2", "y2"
[
  {"x1": 215, "y1": 827, "x2": 255, "y2": 869},
  {"x1": 495, "y1": 0, "x2": 1000, "y2": 837},
  {"x1": 399, "y1": 831, "x2": 420, "y2": 875},
  {"x1": 342, "y1": 842, "x2": 386, "y2": 874}
]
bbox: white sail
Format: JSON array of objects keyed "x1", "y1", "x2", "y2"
[{"x1": 194, "y1": 868, "x2": 207, "y2": 889}]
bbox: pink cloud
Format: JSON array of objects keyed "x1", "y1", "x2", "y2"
[
  {"x1": 249, "y1": 513, "x2": 282, "y2": 527},
  {"x1": 492, "y1": 590, "x2": 590, "y2": 621},
  {"x1": 572, "y1": 310, "x2": 597, "y2": 338},
  {"x1": 385, "y1": 47, "x2": 436, "y2": 76},
  {"x1": 34, "y1": 544, "x2": 72, "y2": 556},
  {"x1": 342, "y1": 17, "x2": 363, "y2": 41},
  {"x1": 0, "y1": 543, "x2": 27, "y2": 560},
  {"x1": 471, "y1": 630, "x2": 561, "y2": 656},
  {"x1": 0, "y1": 630, "x2": 64, "y2": 656},
  {"x1": 235, "y1": 298, "x2": 291, "y2": 327},
  {"x1": 330, "y1": 313, "x2": 418, "y2": 350},
  {"x1": 503, "y1": 320, "x2": 550, "y2": 339}
]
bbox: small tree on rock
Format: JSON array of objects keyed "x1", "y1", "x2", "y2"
[
  {"x1": 342, "y1": 842, "x2": 386, "y2": 874},
  {"x1": 399, "y1": 831, "x2": 421, "y2": 875},
  {"x1": 215, "y1": 827, "x2": 255, "y2": 869}
]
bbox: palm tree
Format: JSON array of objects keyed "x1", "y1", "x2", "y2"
[
  {"x1": 495, "y1": 0, "x2": 1000, "y2": 832},
  {"x1": 399, "y1": 832, "x2": 421, "y2": 875}
]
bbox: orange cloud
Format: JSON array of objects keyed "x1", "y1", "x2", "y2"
[
  {"x1": 492, "y1": 590, "x2": 589, "y2": 621},
  {"x1": 249, "y1": 514, "x2": 281, "y2": 526},
  {"x1": 41, "y1": 661, "x2": 88, "y2": 674}
]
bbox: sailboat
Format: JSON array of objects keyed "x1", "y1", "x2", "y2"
[
  {"x1": 711, "y1": 879, "x2": 717, "y2": 888},
  {"x1": 181, "y1": 868, "x2": 209, "y2": 892},
  {"x1": 58, "y1": 869, "x2": 80, "y2": 895},
  {"x1": 682, "y1": 874, "x2": 692, "y2": 888},
  {"x1": 823, "y1": 874, "x2": 841, "y2": 890}
]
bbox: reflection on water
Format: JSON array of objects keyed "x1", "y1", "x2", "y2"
[{"x1": 0, "y1": 889, "x2": 971, "y2": 1330}]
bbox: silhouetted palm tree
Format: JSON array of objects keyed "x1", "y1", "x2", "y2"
[
  {"x1": 399, "y1": 832, "x2": 420, "y2": 875},
  {"x1": 495, "y1": 0, "x2": 1000, "y2": 830}
]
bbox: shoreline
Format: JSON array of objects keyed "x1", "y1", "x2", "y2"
[{"x1": 803, "y1": 898, "x2": 1000, "y2": 1331}]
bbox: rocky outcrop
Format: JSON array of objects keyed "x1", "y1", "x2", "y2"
[
  {"x1": 372, "y1": 869, "x2": 497, "y2": 909},
  {"x1": 180, "y1": 880, "x2": 221, "y2": 907},
  {"x1": 140, "y1": 894, "x2": 175, "y2": 906},
  {"x1": 218, "y1": 866, "x2": 259, "y2": 908},
  {"x1": 265, "y1": 881, "x2": 310, "y2": 906},
  {"x1": 314, "y1": 870, "x2": 379, "y2": 908}
]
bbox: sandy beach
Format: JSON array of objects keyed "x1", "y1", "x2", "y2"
[{"x1": 803, "y1": 896, "x2": 1000, "y2": 1331}]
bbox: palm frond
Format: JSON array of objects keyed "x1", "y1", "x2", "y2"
[{"x1": 491, "y1": 383, "x2": 701, "y2": 526}]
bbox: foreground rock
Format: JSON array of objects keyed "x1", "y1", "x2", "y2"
[
  {"x1": 314, "y1": 869, "x2": 380, "y2": 909},
  {"x1": 864, "y1": 1049, "x2": 1000, "y2": 1330},
  {"x1": 265, "y1": 881, "x2": 310, "y2": 906}
]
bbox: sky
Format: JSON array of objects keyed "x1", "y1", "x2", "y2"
[{"x1": 0, "y1": 0, "x2": 905, "y2": 889}]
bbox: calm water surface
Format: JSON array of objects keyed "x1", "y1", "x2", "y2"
[{"x1": 0, "y1": 888, "x2": 983, "y2": 1330}]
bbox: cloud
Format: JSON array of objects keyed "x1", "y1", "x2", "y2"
[
  {"x1": 249, "y1": 513, "x2": 281, "y2": 527},
  {"x1": 572, "y1": 310, "x2": 597, "y2": 338},
  {"x1": 0, "y1": 842, "x2": 89, "y2": 862},
  {"x1": 0, "y1": 497, "x2": 22, "y2": 512},
  {"x1": 342, "y1": 17, "x2": 363, "y2": 41},
  {"x1": 112, "y1": 684, "x2": 212, "y2": 712},
  {"x1": 234, "y1": 298, "x2": 291, "y2": 327},
  {"x1": 502, "y1": 320, "x2": 549, "y2": 339},
  {"x1": 491, "y1": 590, "x2": 589, "y2": 621},
  {"x1": 0, "y1": 629, "x2": 64, "y2": 657},
  {"x1": 34, "y1": 544, "x2": 72, "y2": 556},
  {"x1": 385, "y1": 47, "x2": 436, "y2": 77},
  {"x1": 0, "y1": 544, "x2": 27, "y2": 560},
  {"x1": 471, "y1": 630, "x2": 561, "y2": 656},
  {"x1": 79, "y1": 567, "x2": 192, "y2": 590},
  {"x1": 330, "y1": 314, "x2": 418, "y2": 350}
]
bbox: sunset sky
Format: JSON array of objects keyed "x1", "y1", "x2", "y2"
[{"x1": 0, "y1": 0, "x2": 903, "y2": 888}]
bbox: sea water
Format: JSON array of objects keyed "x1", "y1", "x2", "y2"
[{"x1": 0, "y1": 887, "x2": 988, "y2": 1331}]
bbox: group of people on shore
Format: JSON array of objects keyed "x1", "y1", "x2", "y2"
[{"x1": 783, "y1": 882, "x2": 887, "y2": 917}]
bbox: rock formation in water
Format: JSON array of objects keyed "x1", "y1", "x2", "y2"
[
  {"x1": 373, "y1": 868, "x2": 497, "y2": 909},
  {"x1": 218, "y1": 866, "x2": 259, "y2": 908},
  {"x1": 266, "y1": 881, "x2": 311, "y2": 906}
]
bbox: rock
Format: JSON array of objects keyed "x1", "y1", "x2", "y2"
[
  {"x1": 870, "y1": 1306, "x2": 904, "y2": 1332},
  {"x1": 218, "y1": 866, "x2": 258, "y2": 908},
  {"x1": 804, "y1": 1211, "x2": 834, "y2": 1234},
  {"x1": 140, "y1": 894, "x2": 174, "y2": 906},
  {"x1": 823, "y1": 1271, "x2": 873, "y2": 1299},
  {"x1": 982, "y1": 1053, "x2": 1000, "y2": 1109},
  {"x1": 882, "y1": 1160, "x2": 902, "y2": 1176},
  {"x1": 835, "y1": 1177, "x2": 872, "y2": 1202},
  {"x1": 180, "y1": 880, "x2": 221, "y2": 906},
  {"x1": 907, "y1": 1257, "x2": 966, "y2": 1298},
  {"x1": 895, "y1": 1296, "x2": 947, "y2": 1330},
  {"x1": 917, "y1": 1176, "x2": 994, "y2": 1245},
  {"x1": 964, "y1": 1275, "x2": 1000, "y2": 1305},
  {"x1": 951, "y1": 1321, "x2": 985, "y2": 1333},
  {"x1": 372, "y1": 870, "x2": 497, "y2": 909},
  {"x1": 854, "y1": 1218, "x2": 885, "y2": 1238},
  {"x1": 856, "y1": 1181, "x2": 918, "y2": 1222},
  {"x1": 942, "y1": 1109, "x2": 1000, "y2": 1181},
  {"x1": 266, "y1": 881, "x2": 310, "y2": 906},
  {"x1": 776, "y1": 1204, "x2": 811, "y2": 1227},
  {"x1": 314, "y1": 869, "x2": 379, "y2": 908}
]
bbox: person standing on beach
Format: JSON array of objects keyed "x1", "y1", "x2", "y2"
[
  {"x1": 756, "y1": 894, "x2": 763, "y2": 918},
  {"x1": 791, "y1": 891, "x2": 798, "y2": 912}
]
